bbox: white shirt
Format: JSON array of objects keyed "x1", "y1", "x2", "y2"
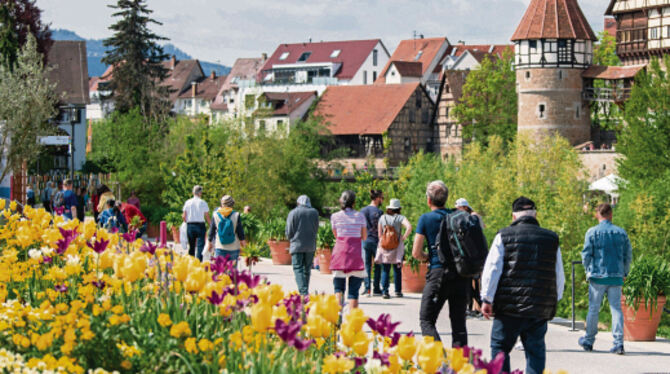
[
  {"x1": 183, "y1": 197, "x2": 209, "y2": 223},
  {"x1": 480, "y1": 233, "x2": 565, "y2": 304}
]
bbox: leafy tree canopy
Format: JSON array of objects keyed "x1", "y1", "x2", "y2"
[{"x1": 0, "y1": 0, "x2": 51, "y2": 68}]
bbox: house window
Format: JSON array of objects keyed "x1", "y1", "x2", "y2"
[
  {"x1": 445, "y1": 84, "x2": 450, "y2": 93},
  {"x1": 298, "y1": 52, "x2": 311, "y2": 62},
  {"x1": 421, "y1": 110, "x2": 429, "y2": 124},
  {"x1": 373, "y1": 49, "x2": 378, "y2": 66},
  {"x1": 667, "y1": 26, "x2": 670, "y2": 38},
  {"x1": 279, "y1": 52, "x2": 289, "y2": 60},
  {"x1": 538, "y1": 104, "x2": 546, "y2": 119},
  {"x1": 259, "y1": 120, "x2": 266, "y2": 132},
  {"x1": 363, "y1": 71, "x2": 368, "y2": 85},
  {"x1": 372, "y1": 71, "x2": 377, "y2": 82},
  {"x1": 416, "y1": 94, "x2": 422, "y2": 108},
  {"x1": 529, "y1": 40, "x2": 537, "y2": 50},
  {"x1": 330, "y1": 49, "x2": 341, "y2": 58},
  {"x1": 525, "y1": 71, "x2": 531, "y2": 80},
  {"x1": 409, "y1": 110, "x2": 416, "y2": 123},
  {"x1": 651, "y1": 27, "x2": 660, "y2": 39},
  {"x1": 245, "y1": 94, "x2": 255, "y2": 109},
  {"x1": 558, "y1": 70, "x2": 563, "y2": 80},
  {"x1": 404, "y1": 137, "x2": 411, "y2": 153},
  {"x1": 575, "y1": 103, "x2": 581, "y2": 119},
  {"x1": 445, "y1": 107, "x2": 450, "y2": 119}
]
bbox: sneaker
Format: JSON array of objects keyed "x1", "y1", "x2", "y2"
[
  {"x1": 578, "y1": 337, "x2": 593, "y2": 352},
  {"x1": 609, "y1": 345, "x2": 624, "y2": 355},
  {"x1": 395, "y1": 292, "x2": 404, "y2": 298},
  {"x1": 372, "y1": 291, "x2": 383, "y2": 297},
  {"x1": 382, "y1": 293, "x2": 391, "y2": 299},
  {"x1": 361, "y1": 288, "x2": 370, "y2": 295}
]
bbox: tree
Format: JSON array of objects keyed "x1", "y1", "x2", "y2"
[
  {"x1": 102, "y1": 0, "x2": 170, "y2": 119},
  {"x1": 616, "y1": 57, "x2": 670, "y2": 184},
  {"x1": 452, "y1": 49, "x2": 517, "y2": 147},
  {"x1": 591, "y1": 31, "x2": 623, "y2": 131},
  {"x1": 0, "y1": 33, "x2": 57, "y2": 181},
  {"x1": 0, "y1": 0, "x2": 52, "y2": 67}
]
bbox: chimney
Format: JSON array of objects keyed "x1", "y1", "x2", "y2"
[
  {"x1": 170, "y1": 55, "x2": 177, "y2": 70},
  {"x1": 262, "y1": 52, "x2": 268, "y2": 61},
  {"x1": 210, "y1": 70, "x2": 216, "y2": 79},
  {"x1": 191, "y1": 81, "x2": 197, "y2": 97}
]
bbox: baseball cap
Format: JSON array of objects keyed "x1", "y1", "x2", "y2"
[
  {"x1": 512, "y1": 196, "x2": 536, "y2": 212},
  {"x1": 455, "y1": 198, "x2": 470, "y2": 209}
]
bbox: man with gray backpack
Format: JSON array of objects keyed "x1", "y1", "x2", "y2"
[{"x1": 208, "y1": 195, "x2": 245, "y2": 265}]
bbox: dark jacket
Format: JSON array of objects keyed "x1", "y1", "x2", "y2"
[
  {"x1": 286, "y1": 205, "x2": 319, "y2": 254},
  {"x1": 493, "y1": 216, "x2": 559, "y2": 320}
]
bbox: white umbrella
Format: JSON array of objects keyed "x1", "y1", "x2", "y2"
[{"x1": 589, "y1": 174, "x2": 621, "y2": 199}]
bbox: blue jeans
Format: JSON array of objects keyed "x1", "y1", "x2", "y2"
[
  {"x1": 363, "y1": 240, "x2": 381, "y2": 293},
  {"x1": 584, "y1": 282, "x2": 624, "y2": 347},
  {"x1": 187, "y1": 223, "x2": 207, "y2": 261},
  {"x1": 292, "y1": 252, "x2": 315, "y2": 296},
  {"x1": 381, "y1": 263, "x2": 402, "y2": 294},
  {"x1": 215, "y1": 249, "x2": 240, "y2": 265},
  {"x1": 333, "y1": 276, "x2": 364, "y2": 300},
  {"x1": 490, "y1": 315, "x2": 548, "y2": 374}
]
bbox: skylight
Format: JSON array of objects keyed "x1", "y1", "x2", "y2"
[
  {"x1": 330, "y1": 49, "x2": 341, "y2": 58},
  {"x1": 298, "y1": 52, "x2": 312, "y2": 62},
  {"x1": 415, "y1": 51, "x2": 423, "y2": 61},
  {"x1": 279, "y1": 52, "x2": 290, "y2": 60}
]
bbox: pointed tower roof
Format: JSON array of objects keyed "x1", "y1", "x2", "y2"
[{"x1": 511, "y1": 0, "x2": 597, "y2": 41}]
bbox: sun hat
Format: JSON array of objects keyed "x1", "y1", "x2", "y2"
[
  {"x1": 386, "y1": 199, "x2": 402, "y2": 210},
  {"x1": 221, "y1": 195, "x2": 235, "y2": 207},
  {"x1": 455, "y1": 198, "x2": 470, "y2": 209}
]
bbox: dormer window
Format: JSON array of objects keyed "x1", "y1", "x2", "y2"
[
  {"x1": 279, "y1": 52, "x2": 289, "y2": 60},
  {"x1": 298, "y1": 52, "x2": 311, "y2": 62},
  {"x1": 330, "y1": 50, "x2": 341, "y2": 58}
]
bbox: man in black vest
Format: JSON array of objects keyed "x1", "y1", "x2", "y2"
[{"x1": 480, "y1": 197, "x2": 565, "y2": 374}]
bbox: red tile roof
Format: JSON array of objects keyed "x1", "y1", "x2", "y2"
[
  {"x1": 314, "y1": 83, "x2": 420, "y2": 135},
  {"x1": 161, "y1": 59, "x2": 204, "y2": 102},
  {"x1": 511, "y1": 0, "x2": 597, "y2": 41},
  {"x1": 260, "y1": 91, "x2": 317, "y2": 116},
  {"x1": 212, "y1": 57, "x2": 266, "y2": 110},
  {"x1": 450, "y1": 44, "x2": 513, "y2": 58},
  {"x1": 177, "y1": 73, "x2": 227, "y2": 101},
  {"x1": 582, "y1": 65, "x2": 645, "y2": 80},
  {"x1": 260, "y1": 39, "x2": 382, "y2": 81},
  {"x1": 390, "y1": 61, "x2": 423, "y2": 77},
  {"x1": 377, "y1": 37, "x2": 449, "y2": 84}
]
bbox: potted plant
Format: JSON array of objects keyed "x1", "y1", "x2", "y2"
[
  {"x1": 316, "y1": 223, "x2": 335, "y2": 274},
  {"x1": 401, "y1": 234, "x2": 427, "y2": 293},
  {"x1": 622, "y1": 255, "x2": 670, "y2": 341},
  {"x1": 164, "y1": 212, "x2": 183, "y2": 244},
  {"x1": 262, "y1": 217, "x2": 291, "y2": 265},
  {"x1": 241, "y1": 242, "x2": 264, "y2": 274}
]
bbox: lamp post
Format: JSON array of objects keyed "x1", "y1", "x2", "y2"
[{"x1": 66, "y1": 105, "x2": 77, "y2": 181}]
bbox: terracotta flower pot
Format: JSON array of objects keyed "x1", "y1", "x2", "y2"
[
  {"x1": 319, "y1": 248, "x2": 332, "y2": 274},
  {"x1": 170, "y1": 226, "x2": 180, "y2": 244},
  {"x1": 402, "y1": 263, "x2": 428, "y2": 293},
  {"x1": 622, "y1": 295, "x2": 666, "y2": 342},
  {"x1": 268, "y1": 240, "x2": 292, "y2": 265}
]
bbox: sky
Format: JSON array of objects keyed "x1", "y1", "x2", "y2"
[{"x1": 39, "y1": 0, "x2": 612, "y2": 66}]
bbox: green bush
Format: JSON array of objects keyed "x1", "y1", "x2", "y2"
[
  {"x1": 260, "y1": 217, "x2": 287, "y2": 242},
  {"x1": 316, "y1": 222, "x2": 335, "y2": 250},
  {"x1": 623, "y1": 255, "x2": 670, "y2": 310}
]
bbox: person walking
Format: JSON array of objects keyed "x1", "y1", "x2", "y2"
[
  {"x1": 26, "y1": 185, "x2": 35, "y2": 207},
  {"x1": 76, "y1": 187, "x2": 86, "y2": 222},
  {"x1": 41, "y1": 182, "x2": 53, "y2": 213},
  {"x1": 360, "y1": 190, "x2": 384, "y2": 297},
  {"x1": 578, "y1": 203, "x2": 632, "y2": 355},
  {"x1": 286, "y1": 195, "x2": 319, "y2": 296},
  {"x1": 412, "y1": 180, "x2": 469, "y2": 347},
  {"x1": 62, "y1": 179, "x2": 78, "y2": 221},
  {"x1": 182, "y1": 185, "x2": 211, "y2": 261},
  {"x1": 96, "y1": 185, "x2": 115, "y2": 218},
  {"x1": 375, "y1": 198, "x2": 411, "y2": 299},
  {"x1": 127, "y1": 191, "x2": 141, "y2": 210},
  {"x1": 121, "y1": 201, "x2": 147, "y2": 237},
  {"x1": 330, "y1": 190, "x2": 367, "y2": 310},
  {"x1": 455, "y1": 198, "x2": 484, "y2": 318},
  {"x1": 208, "y1": 195, "x2": 245, "y2": 264},
  {"x1": 98, "y1": 199, "x2": 127, "y2": 231},
  {"x1": 480, "y1": 197, "x2": 565, "y2": 374}
]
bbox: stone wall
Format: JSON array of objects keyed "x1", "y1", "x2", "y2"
[
  {"x1": 517, "y1": 68, "x2": 591, "y2": 146},
  {"x1": 387, "y1": 86, "x2": 436, "y2": 166},
  {"x1": 579, "y1": 151, "x2": 620, "y2": 182}
]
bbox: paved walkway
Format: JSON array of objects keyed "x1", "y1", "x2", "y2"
[{"x1": 245, "y1": 258, "x2": 670, "y2": 374}]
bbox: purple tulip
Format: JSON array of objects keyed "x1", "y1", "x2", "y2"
[
  {"x1": 236, "y1": 270, "x2": 261, "y2": 289},
  {"x1": 207, "y1": 290, "x2": 226, "y2": 305},
  {"x1": 54, "y1": 206, "x2": 65, "y2": 216},
  {"x1": 274, "y1": 319, "x2": 314, "y2": 351},
  {"x1": 87, "y1": 238, "x2": 110, "y2": 254},
  {"x1": 366, "y1": 313, "x2": 401, "y2": 337},
  {"x1": 292, "y1": 337, "x2": 314, "y2": 351},
  {"x1": 54, "y1": 284, "x2": 68, "y2": 293},
  {"x1": 140, "y1": 241, "x2": 158, "y2": 256},
  {"x1": 108, "y1": 227, "x2": 119, "y2": 234},
  {"x1": 473, "y1": 351, "x2": 505, "y2": 374},
  {"x1": 42, "y1": 256, "x2": 52, "y2": 264},
  {"x1": 373, "y1": 351, "x2": 390, "y2": 366},
  {"x1": 210, "y1": 255, "x2": 234, "y2": 275},
  {"x1": 122, "y1": 230, "x2": 138, "y2": 243},
  {"x1": 91, "y1": 280, "x2": 106, "y2": 290},
  {"x1": 55, "y1": 228, "x2": 78, "y2": 255},
  {"x1": 353, "y1": 357, "x2": 367, "y2": 367},
  {"x1": 282, "y1": 294, "x2": 307, "y2": 321}
]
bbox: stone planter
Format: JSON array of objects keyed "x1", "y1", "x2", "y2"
[
  {"x1": 622, "y1": 295, "x2": 666, "y2": 342},
  {"x1": 318, "y1": 248, "x2": 332, "y2": 274},
  {"x1": 268, "y1": 240, "x2": 291, "y2": 265},
  {"x1": 402, "y1": 263, "x2": 427, "y2": 293}
]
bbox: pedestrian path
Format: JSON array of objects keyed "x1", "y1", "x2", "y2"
[{"x1": 245, "y1": 258, "x2": 670, "y2": 374}]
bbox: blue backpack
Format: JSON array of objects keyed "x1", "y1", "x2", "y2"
[{"x1": 216, "y1": 211, "x2": 237, "y2": 245}]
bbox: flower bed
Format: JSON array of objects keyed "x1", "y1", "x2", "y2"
[{"x1": 0, "y1": 202, "x2": 550, "y2": 373}]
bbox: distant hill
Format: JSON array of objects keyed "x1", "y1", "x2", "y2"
[{"x1": 52, "y1": 29, "x2": 231, "y2": 78}]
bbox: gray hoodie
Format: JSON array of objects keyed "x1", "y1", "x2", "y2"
[{"x1": 286, "y1": 196, "x2": 319, "y2": 254}]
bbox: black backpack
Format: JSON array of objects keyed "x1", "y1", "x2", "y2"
[{"x1": 435, "y1": 210, "x2": 488, "y2": 277}]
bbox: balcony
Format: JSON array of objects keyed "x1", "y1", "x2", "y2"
[{"x1": 582, "y1": 87, "x2": 632, "y2": 103}]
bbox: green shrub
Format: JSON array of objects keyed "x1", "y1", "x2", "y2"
[{"x1": 623, "y1": 255, "x2": 670, "y2": 310}]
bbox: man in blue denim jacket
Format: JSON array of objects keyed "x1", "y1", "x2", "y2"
[{"x1": 579, "y1": 203, "x2": 632, "y2": 355}]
